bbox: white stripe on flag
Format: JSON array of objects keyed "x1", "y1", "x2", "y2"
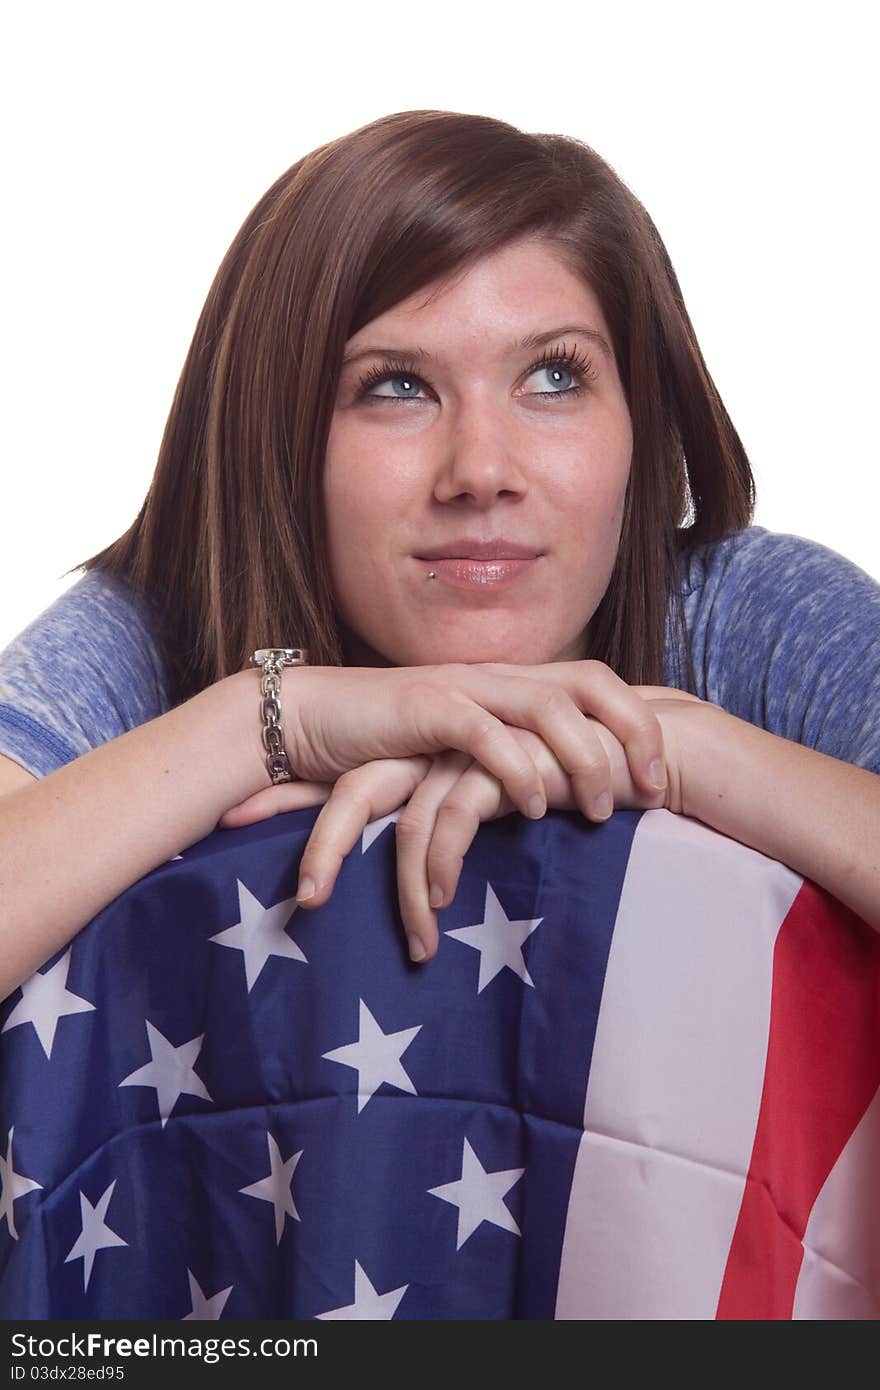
[
  {"x1": 792, "y1": 1083, "x2": 880, "y2": 1319},
  {"x1": 555, "y1": 808, "x2": 803, "y2": 1320}
]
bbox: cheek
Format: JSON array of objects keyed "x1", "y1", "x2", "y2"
[
  {"x1": 322, "y1": 445, "x2": 360, "y2": 602},
  {"x1": 561, "y1": 440, "x2": 631, "y2": 528},
  {"x1": 325, "y1": 415, "x2": 396, "y2": 499},
  {"x1": 323, "y1": 426, "x2": 374, "y2": 548},
  {"x1": 595, "y1": 414, "x2": 632, "y2": 520},
  {"x1": 323, "y1": 427, "x2": 410, "y2": 604},
  {"x1": 324, "y1": 418, "x2": 422, "y2": 534}
]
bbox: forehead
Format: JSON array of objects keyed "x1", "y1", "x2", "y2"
[{"x1": 347, "y1": 238, "x2": 609, "y2": 351}]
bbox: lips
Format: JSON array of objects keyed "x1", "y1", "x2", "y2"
[
  {"x1": 415, "y1": 539, "x2": 542, "y2": 560},
  {"x1": 414, "y1": 538, "x2": 543, "y2": 591}
]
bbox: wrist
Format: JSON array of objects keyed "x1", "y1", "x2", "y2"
[
  {"x1": 245, "y1": 649, "x2": 312, "y2": 788},
  {"x1": 665, "y1": 698, "x2": 732, "y2": 821},
  {"x1": 220, "y1": 668, "x2": 293, "y2": 797}
]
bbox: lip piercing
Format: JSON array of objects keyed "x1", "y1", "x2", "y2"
[{"x1": 426, "y1": 571, "x2": 437, "y2": 580}]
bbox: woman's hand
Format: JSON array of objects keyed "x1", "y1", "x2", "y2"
[
  {"x1": 247, "y1": 659, "x2": 675, "y2": 826},
  {"x1": 399, "y1": 692, "x2": 702, "y2": 957},
  {"x1": 219, "y1": 742, "x2": 547, "y2": 961},
  {"x1": 221, "y1": 681, "x2": 708, "y2": 962}
]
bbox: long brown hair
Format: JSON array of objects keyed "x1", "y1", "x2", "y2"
[{"x1": 70, "y1": 109, "x2": 754, "y2": 706}]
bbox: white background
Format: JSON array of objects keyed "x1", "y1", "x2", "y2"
[{"x1": 2, "y1": 0, "x2": 877, "y2": 649}]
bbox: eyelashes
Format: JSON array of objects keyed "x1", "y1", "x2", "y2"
[{"x1": 354, "y1": 341, "x2": 600, "y2": 406}]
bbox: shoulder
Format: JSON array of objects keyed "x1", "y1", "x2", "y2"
[
  {"x1": 677, "y1": 523, "x2": 880, "y2": 661},
  {"x1": 679, "y1": 524, "x2": 879, "y2": 607},
  {"x1": 670, "y1": 525, "x2": 880, "y2": 771},
  {"x1": 0, "y1": 568, "x2": 171, "y2": 776},
  {"x1": 1, "y1": 568, "x2": 169, "y2": 686}
]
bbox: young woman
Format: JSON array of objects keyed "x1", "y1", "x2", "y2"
[{"x1": 0, "y1": 109, "x2": 877, "y2": 997}]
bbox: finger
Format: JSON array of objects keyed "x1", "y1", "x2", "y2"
[
  {"x1": 486, "y1": 681, "x2": 617, "y2": 822},
  {"x1": 630, "y1": 684, "x2": 703, "y2": 703},
  {"x1": 471, "y1": 661, "x2": 667, "y2": 802},
  {"x1": 507, "y1": 727, "x2": 577, "y2": 812},
  {"x1": 572, "y1": 666, "x2": 667, "y2": 795},
  {"x1": 417, "y1": 668, "x2": 617, "y2": 818},
  {"x1": 218, "y1": 782, "x2": 333, "y2": 828},
  {"x1": 441, "y1": 675, "x2": 616, "y2": 823},
  {"x1": 423, "y1": 762, "x2": 506, "y2": 918},
  {"x1": 295, "y1": 757, "x2": 430, "y2": 908},
  {"x1": 413, "y1": 681, "x2": 548, "y2": 821},
  {"x1": 394, "y1": 751, "x2": 474, "y2": 962}
]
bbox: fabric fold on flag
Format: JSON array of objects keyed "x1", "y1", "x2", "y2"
[{"x1": 1, "y1": 807, "x2": 876, "y2": 1319}]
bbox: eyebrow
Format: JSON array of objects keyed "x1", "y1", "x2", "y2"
[{"x1": 341, "y1": 323, "x2": 613, "y2": 368}]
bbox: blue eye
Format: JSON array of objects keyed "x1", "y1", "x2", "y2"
[
  {"x1": 362, "y1": 373, "x2": 426, "y2": 401},
  {"x1": 355, "y1": 344, "x2": 599, "y2": 406},
  {"x1": 529, "y1": 363, "x2": 576, "y2": 394}
]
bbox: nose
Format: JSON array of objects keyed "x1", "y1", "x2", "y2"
[{"x1": 431, "y1": 398, "x2": 529, "y2": 506}]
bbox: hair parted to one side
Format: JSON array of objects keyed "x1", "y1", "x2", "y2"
[{"x1": 71, "y1": 108, "x2": 754, "y2": 706}]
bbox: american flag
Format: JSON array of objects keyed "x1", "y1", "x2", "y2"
[{"x1": 1, "y1": 806, "x2": 878, "y2": 1319}]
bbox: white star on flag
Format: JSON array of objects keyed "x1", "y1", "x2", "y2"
[
  {"x1": 322, "y1": 999, "x2": 421, "y2": 1114},
  {"x1": 428, "y1": 1137, "x2": 525, "y2": 1250},
  {"x1": 209, "y1": 879, "x2": 306, "y2": 992},
  {"x1": 239, "y1": 1133, "x2": 302, "y2": 1244},
  {"x1": 118, "y1": 1021, "x2": 212, "y2": 1128},
  {"x1": 182, "y1": 1268, "x2": 233, "y2": 1319},
  {"x1": 361, "y1": 808, "x2": 403, "y2": 852},
  {"x1": 445, "y1": 882, "x2": 543, "y2": 993},
  {"x1": 317, "y1": 1259, "x2": 408, "y2": 1320},
  {"x1": 64, "y1": 1181, "x2": 128, "y2": 1291},
  {"x1": 1, "y1": 949, "x2": 95, "y2": 1059},
  {"x1": 0, "y1": 1127, "x2": 43, "y2": 1241}
]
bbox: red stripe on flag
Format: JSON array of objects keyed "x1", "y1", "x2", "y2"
[{"x1": 716, "y1": 880, "x2": 880, "y2": 1319}]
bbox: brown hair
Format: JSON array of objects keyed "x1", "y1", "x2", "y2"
[{"x1": 70, "y1": 109, "x2": 754, "y2": 706}]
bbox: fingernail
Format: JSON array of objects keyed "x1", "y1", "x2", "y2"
[
  {"x1": 407, "y1": 934, "x2": 427, "y2": 962},
  {"x1": 649, "y1": 758, "x2": 667, "y2": 789},
  {"x1": 297, "y1": 876, "x2": 316, "y2": 903},
  {"x1": 527, "y1": 794, "x2": 546, "y2": 819},
  {"x1": 429, "y1": 883, "x2": 444, "y2": 909},
  {"x1": 592, "y1": 791, "x2": 612, "y2": 819}
]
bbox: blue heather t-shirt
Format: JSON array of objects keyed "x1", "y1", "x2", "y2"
[{"x1": 0, "y1": 526, "x2": 878, "y2": 779}]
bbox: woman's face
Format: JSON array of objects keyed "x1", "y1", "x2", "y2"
[{"x1": 323, "y1": 236, "x2": 633, "y2": 667}]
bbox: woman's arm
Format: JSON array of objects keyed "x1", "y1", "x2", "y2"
[
  {"x1": 673, "y1": 701, "x2": 880, "y2": 931},
  {"x1": 0, "y1": 672, "x2": 275, "y2": 1001},
  {"x1": 0, "y1": 659, "x2": 667, "y2": 996},
  {"x1": 218, "y1": 671, "x2": 880, "y2": 953}
]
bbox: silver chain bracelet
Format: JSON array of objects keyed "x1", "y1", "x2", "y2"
[{"x1": 249, "y1": 647, "x2": 310, "y2": 784}]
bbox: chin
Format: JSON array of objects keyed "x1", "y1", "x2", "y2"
[
  {"x1": 342, "y1": 620, "x2": 582, "y2": 669},
  {"x1": 415, "y1": 641, "x2": 559, "y2": 668}
]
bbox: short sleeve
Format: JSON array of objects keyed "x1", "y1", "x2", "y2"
[
  {"x1": 0, "y1": 570, "x2": 172, "y2": 779},
  {"x1": 667, "y1": 526, "x2": 880, "y2": 774}
]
